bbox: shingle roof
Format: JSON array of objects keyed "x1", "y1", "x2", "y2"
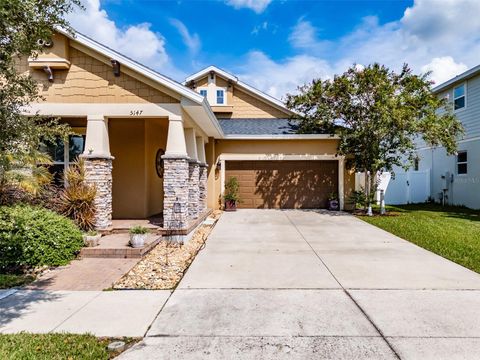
[{"x1": 218, "y1": 118, "x2": 300, "y2": 135}]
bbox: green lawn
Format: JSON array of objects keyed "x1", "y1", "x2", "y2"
[
  {"x1": 359, "y1": 204, "x2": 480, "y2": 273},
  {"x1": 0, "y1": 333, "x2": 134, "y2": 359},
  {"x1": 0, "y1": 274, "x2": 35, "y2": 289}
]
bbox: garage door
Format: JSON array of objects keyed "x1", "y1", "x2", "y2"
[{"x1": 225, "y1": 160, "x2": 338, "y2": 209}]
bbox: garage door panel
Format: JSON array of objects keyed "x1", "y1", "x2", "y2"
[{"x1": 225, "y1": 160, "x2": 338, "y2": 209}]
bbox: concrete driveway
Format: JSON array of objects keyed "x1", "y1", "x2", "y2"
[{"x1": 121, "y1": 210, "x2": 480, "y2": 359}]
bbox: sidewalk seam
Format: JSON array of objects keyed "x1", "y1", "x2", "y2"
[{"x1": 50, "y1": 291, "x2": 103, "y2": 332}]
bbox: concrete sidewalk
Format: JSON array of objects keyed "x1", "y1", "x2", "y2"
[
  {"x1": 120, "y1": 209, "x2": 480, "y2": 359},
  {"x1": 0, "y1": 289, "x2": 170, "y2": 337}
]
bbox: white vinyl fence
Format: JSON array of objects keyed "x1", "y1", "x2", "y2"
[{"x1": 384, "y1": 170, "x2": 431, "y2": 205}]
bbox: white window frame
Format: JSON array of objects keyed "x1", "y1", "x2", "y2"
[
  {"x1": 216, "y1": 89, "x2": 225, "y2": 105},
  {"x1": 198, "y1": 86, "x2": 227, "y2": 106},
  {"x1": 457, "y1": 150, "x2": 468, "y2": 175},
  {"x1": 199, "y1": 89, "x2": 207, "y2": 98},
  {"x1": 46, "y1": 129, "x2": 86, "y2": 184},
  {"x1": 453, "y1": 83, "x2": 466, "y2": 112}
]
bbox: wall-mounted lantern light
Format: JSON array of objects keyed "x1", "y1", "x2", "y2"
[
  {"x1": 43, "y1": 65, "x2": 54, "y2": 82},
  {"x1": 173, "y1": 197, "x2": 181, "y2": 214},
  {"x1": 111, "y1": 59, "x2": 121, "y2": 77}
]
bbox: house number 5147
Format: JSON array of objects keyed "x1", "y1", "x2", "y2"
[{"x1": 130, "y1": 110, "x2": 143, "y2": 116}]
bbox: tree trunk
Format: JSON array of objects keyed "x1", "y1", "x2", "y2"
[
  {"x1": 366, "y1": 170, "x2": 373, "y2": 216},
  {"x1": 364, "y1": 171, "x2": 369, "y2": 212}
]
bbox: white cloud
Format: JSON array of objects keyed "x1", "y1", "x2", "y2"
[
  {"x1": 236, "y1": 0, "x2": 480, "y2": 98},
  {"x1": 236, "y1": 51, "x2": 333, "y2": 99},
  {"x1": 67, "y1": 0, "x2": 172, "y2": 72},
  {"x1": 225, "y1": 0, "x2": 272, "y2": 13},
  {"x1": 170, "y1": 19, "x2": 201, "y2": 55},
  {"x1": 421, "y1": 57, "x2": 468, "y2": 85},
  {"x1": 251, "y1": 21, "x2": 269, "y2": 35},
  {"x1": 289, "y1": 19, "x2": 317, "y2": 49}
]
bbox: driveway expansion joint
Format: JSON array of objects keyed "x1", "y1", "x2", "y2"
[{"x1": 283, "y1": 211, "x2": 402, "y2": 360}]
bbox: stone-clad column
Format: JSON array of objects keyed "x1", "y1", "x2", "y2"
[
  {"x1": 81, "y1": 115, "x2": 113, "y2": 230},
  {"x1": 198, "y1": 163, "x2": 208, "y2": 215},
  {"x1": 188, "y1": 160, "x2": 200, "y2": 219},
  {"x1": 162, "y1": 156, "x2": 189, "y2": 230},
  {"x1": 82, "y1": 156, "x2": 113, "y2": 229},
  {"x1": 163, "y1": 118, "x2": 189, "y2": 232}
]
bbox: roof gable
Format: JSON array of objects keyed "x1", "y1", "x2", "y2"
[
  {"x1": 185, "y1": 65, "x2": 294, "y2": 117},
  {"x1": 58, "y1": 28, "x2": 206, "y2": 105}
]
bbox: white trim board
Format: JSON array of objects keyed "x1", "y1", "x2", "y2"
[
  {"x1": 23, "y1": 102, "x2": 183, "y2": 119},
  {"x1": 219, "y1": 154, "x2": 343, "y2": 161},
  {"x1": 223, "y1": 134, "x2": 339, "y2": 140},
  {"x1": 433, "y1": 64, "x2": 480, "y2": 93},
  {"x1": 416, "y1": 135, "x2": 480, "y2": 151}
]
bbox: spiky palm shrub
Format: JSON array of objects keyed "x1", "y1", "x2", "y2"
[{"x1": 60, "y1": 158, "x2": 97, "y2": 231}]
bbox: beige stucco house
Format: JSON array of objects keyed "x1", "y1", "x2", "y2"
[{"x1": 20, "y1": 30, "x2": 354, "y2": 234}]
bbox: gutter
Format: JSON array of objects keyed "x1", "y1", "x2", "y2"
[
  {"x1": 222, "y1": 134, "x2": 339, "y2": 140},
  {"x1": 432, "y1": 64, "x2": 480, "y2": 93}
]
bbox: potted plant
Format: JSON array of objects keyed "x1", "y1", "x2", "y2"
[
  {"x1": 83, "y1": 230, "x2": 101, "y2": 247},
  {"x1": 328, "y1": 192, "x2": 339, "y2": 211},
  {"x1": 129, "y1": 226, "x2": 149, "y2": 248},
  {"x1": 224, "y1": 177, "x2": 241, "y2": 211}
]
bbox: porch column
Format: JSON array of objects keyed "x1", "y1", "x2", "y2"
[
  {"x1": 185, "y1": 128, "x2": 199, "y2": 220},
  {"x1": 196, "y1": 136, "x2": 208, "y2": 215},
  {"x1": 81, "y1": 115, "x2": 113, "y2": 229},
  {"x1": 163, "y1": 117, "x2": 189, "y2": 232},
  {"x1": 338, "y1": 157, "x2": 345, "y2": 211}
]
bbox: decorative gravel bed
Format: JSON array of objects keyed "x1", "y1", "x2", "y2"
[{"x1": 113, "y1": 211, "x2": 222, "y2": 290}]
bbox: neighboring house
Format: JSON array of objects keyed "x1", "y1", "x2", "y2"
[
  {"x1": 19, "y1": 30, "x2": 355, "y2": 234},
  {"x1": 385, "y1": 64, "x2": 480, "y2": 209}
]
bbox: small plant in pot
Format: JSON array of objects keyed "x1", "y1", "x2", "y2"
[
  {"x1": 328, "y1": 192, "x2": 339, "y2": 211},
  {"x1": 129, "y1": 226, "x2": 149, "y2": 248},
  {"x1": 83, "y1": 230, "x2": 101, "y2": 247},
  {"x1": 224, "y1": 177, "x2": 241, "y2": 211}
]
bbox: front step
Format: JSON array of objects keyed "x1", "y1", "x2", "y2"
[{"x1": 80, "y1": 233, "x2": 161, "y2": 258}]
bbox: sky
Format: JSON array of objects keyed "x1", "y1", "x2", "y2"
[{"x1": 68, "y1": 0, "x2": 480, "y2": 100}]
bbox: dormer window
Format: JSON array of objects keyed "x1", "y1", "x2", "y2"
[
  {"x1": 199, "y1": 89, "x2": 207, "y2": 98},
  {"x1": 453, "y1": 84, "x2": 466, "y2": 110},
  {"x1": 216, "y1": 90, "x2": 224, "y2": 105}
]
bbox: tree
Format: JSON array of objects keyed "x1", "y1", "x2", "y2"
[
  {"x1": 0, "y1": 0, "x2": 81, "y2": 196},
  {"x1": 286, "y1": 63, "x2": 463, "y2": 213}
]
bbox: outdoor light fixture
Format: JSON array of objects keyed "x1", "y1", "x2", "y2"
[
  {"x1": 227, "y1": 80, "x2": 232, "y2": 88},
  {"x1": 111, "y1": 59, "x2": 121, "y2": 77},
  {"x1": 209, "y1": 70, "x2": 215, "y2": 80},
  {"x1": 173, "y1": 197, "x2": 181, "y2": 213},
  {"x1": 43, "y1": 65, "x2": 54, "y2": 82},
  {"x1": 187, "y1": 80, "x2": 196, "y2": 89}
]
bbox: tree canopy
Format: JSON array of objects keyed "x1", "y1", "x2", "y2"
[
  {"x1": 0, "y1": 0, "x2": 80, "y2": 193},
  {"x1": 286, "y1": 63, "x2": 464, "y2": 176}
]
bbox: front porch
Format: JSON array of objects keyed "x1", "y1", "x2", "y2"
[{"x1": 54, "y1": 108, "x2": 211, "y2": 235}]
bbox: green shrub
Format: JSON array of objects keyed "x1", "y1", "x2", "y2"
[
  {"x1": 224, "y1": 177, "x2": 241, "y2": 202},
  {"x1": 60, "y1": 158, "x2": 97, "y2": 231},
  {"x1": 129, "y1": 225, "x2": 149, "y2": 235},
  {"x1": 0, "y1": 205, "x2": 83, "y2": 272}
]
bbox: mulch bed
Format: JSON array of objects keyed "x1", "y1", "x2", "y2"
[{"x1": 113, "y1": 211, "x2": 222, "y2": 290}]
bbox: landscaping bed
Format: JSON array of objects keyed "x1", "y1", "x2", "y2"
[
  {"x1": 0, "y1": 333, "x2": 137, "y2": 359},
  {"x1": 359, "y1": 204, "x2": 480, "y2": 273},
  {"x1": 113, "y1": 211, "x2": 222, "y2": 290}
]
